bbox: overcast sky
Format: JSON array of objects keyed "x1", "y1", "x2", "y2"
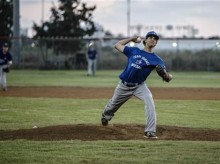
[{"x1": 20, "y1": 0, "x2": 220, "y2": 38}]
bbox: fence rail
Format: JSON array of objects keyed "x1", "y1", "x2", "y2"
[{"x1": 1, "y1": 37, "x2": 220, "y2": 71}]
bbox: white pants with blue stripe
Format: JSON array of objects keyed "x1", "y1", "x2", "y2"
[{"x1": 102, "y1": 81, "x2": 156, "y2": 133}]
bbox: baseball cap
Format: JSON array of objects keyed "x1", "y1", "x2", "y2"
[
  {"x1": 146, "y1": 31, "x2": 159, "y2": 40},
  {"x1": 3, "y1": 42, "x2": 9, "y2": 47}
]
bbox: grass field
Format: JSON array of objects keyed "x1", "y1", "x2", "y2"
[
  {"x1": 0, "y1": 98, "x2": 220, "y2": 130},
  {"x1": 7, "y1": 70, "x2": 220, "y2": 88},
  {"x1": 0, "y1": 70, "x2": 220, "y2": 164}
]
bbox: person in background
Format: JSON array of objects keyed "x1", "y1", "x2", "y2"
[
  {"x1": 87, "y1": 42, "x2": 97, "y2": 76},
  {"x1": 0, "y1": 42, "x2": 13, "y2": 92}
]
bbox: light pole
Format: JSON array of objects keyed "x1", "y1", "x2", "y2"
[
  {"x1": 13, "y1": 0, "x2": 20, "y2": 67},
  {"x1": 127, "y1": 0, "x2": 130, "y2": 37},
  {"x1": 41, "y1": 0, "x2": 44, "y2": 24},
  {"x1": 172, "y1": 41, "x2": 178, "y2": 71}
]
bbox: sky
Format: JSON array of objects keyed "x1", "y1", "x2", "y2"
[{"x1": 20, "y1": 0, "x2": 220, "y2": 38}]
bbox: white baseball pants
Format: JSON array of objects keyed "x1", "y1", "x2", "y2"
[
  {"x1": 87, "y1": 59, "x2": 96, "y2": 76},
  {"x1": 102, "y1": 81, "x2": 156, "y2": 132},
  {"x1": 0, "y1": 65, "x2": 8, "y2": 90}
]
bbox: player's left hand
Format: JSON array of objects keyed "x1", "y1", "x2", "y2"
[
  {"x1": 156, "y1": 65, "x2": 172, "y2": 82},
  {"x1": 162, "y1": 73, "x2": 173, "y2": 82}
]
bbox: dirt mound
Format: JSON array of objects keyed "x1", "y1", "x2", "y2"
[
  {"x1": 0, "y1": 124, "x2": 219, "y2": 141},
  {"x1": 1, "y1": 86, "x2": 220, "y2": 100}
]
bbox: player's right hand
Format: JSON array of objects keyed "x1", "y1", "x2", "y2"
[{"x1": 133, "y1": 36, "x2": 142, "y2": 43}]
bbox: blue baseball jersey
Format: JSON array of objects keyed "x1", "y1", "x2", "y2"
[
  {"x1": 119, "y1": 46, "x2": 165, "y2": 83},
  {"x1": 87, "y1": 48, "x2": 97, "y2": 60},
  {"x1": 0, "y1": 49, "x2": 12, "y2": 66}
]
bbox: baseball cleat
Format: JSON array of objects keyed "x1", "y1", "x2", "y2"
[
  {"x1": 101, "y1": 117, "x2": 108, "y2": 126},
  {"x1": 101, "y1": 114, "x2": 109, "y2": 126},
  {"x1": 144, "y1": 131, "x2": 158, "y2": 139}
]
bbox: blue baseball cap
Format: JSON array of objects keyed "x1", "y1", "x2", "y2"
[
  {"x1": 3, "y1": 42, "x2": 9, "y2": 47},
  {"x1": 146, "y1": 31, "x2": 159, "y2": 40}
]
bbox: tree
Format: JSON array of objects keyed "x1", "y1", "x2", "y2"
[
  {"x1": 0, "y1": 0, "x2": 13, "y2": 46},
  {"x1": 33, "y1": 0, "x2": 96, "y2": 54}
]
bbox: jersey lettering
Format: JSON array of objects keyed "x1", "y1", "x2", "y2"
[
  {"x1": 141, "y1": 57, "x2": 150, "y2": 65},
  {"x1": 133, "y1": 55, "x2": 150, "y2": 65},
  {"x1": 131, "y1": 63, "x2": 141, "y2": 69},
  {"x1": 133, "y1": 55, "x2": 141, "y2": 59}
]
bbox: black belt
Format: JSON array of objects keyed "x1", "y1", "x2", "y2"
[{"x1": 122, "y1": 81, "x2": 142, "y2": 87}]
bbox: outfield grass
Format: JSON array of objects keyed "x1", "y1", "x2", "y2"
[
  {"x1": 7, "y1": 70, "x2": 220, "y2": 88},
  {"x1": 1, "y1": 70, "x2": 220, "y2": 163},
  {"x1": 0, "y1": 97, "x2": 219, "y2": 130},
  {"x1": 0, "y1": 140, "x2": 219, "y2": 164}
]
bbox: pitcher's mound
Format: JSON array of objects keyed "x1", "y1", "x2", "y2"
[{"x1": 0, "y1": 124, "x2": 219, "y2": 141}]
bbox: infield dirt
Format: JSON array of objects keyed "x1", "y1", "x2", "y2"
[{"x1": 1, "y1": 86, "x2": 220, "y2": 100}]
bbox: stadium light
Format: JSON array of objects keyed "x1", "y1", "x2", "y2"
[{"x1": 172, "y1": 42, "x2": 178, "y2": 47}]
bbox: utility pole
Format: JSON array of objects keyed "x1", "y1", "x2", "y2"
[
  {"x1": 13, "y1": 0, "x2": 20, "y2": 67},
  {"x1": 42, "y1": 0, "x2": 44, "y2": 24},
  {"x1": 127, "y1": 0, "x2": 130, "y2": 37}
]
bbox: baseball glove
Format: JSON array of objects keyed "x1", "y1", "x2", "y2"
[
  {"x1": 3, "y1": 67, "x2": 10, "y2": 73},
  {"x1": 156, "y1": 65, "x2": 172, "y2": 82}
]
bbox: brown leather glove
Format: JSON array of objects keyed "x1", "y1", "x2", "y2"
[{"x1": 156, "y1": 65, "x2": 172, "y2": 82}]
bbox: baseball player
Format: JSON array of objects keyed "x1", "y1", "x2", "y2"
[
  {"x1": 87, "y1": 42, "x2": 97, "y2": 76},
  {"x1": 101, "y1": 31, "x2": 172, "y2": 139},
  {"x1": 0, "y1": 42, "x2": 13, "y2": 91}
]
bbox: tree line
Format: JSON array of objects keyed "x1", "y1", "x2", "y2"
[{"x1": 0, "y1": 0, "x2": 97, "y2": 53}]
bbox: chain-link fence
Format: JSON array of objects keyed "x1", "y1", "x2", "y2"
[{"x1": 2, "y1": 37, "x2": 220, "y2": 71}]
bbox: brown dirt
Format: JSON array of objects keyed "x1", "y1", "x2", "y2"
[
  {"x1": 0, "y1": 86, "x2": 220, "y2": 141},
  {"x1": 1, "y1": 86, "x2": 220, "y2": 100},
  {"x1": 0, "y1": 124, "x2": 219, "y2": 141}
]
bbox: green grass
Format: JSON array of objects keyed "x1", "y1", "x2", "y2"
[
  {"x1": 8, "y1": 70, "x2": 119, "y2": 87},
  {"x1": 0, "y1": 140, "x2": 220, "y2": 164},
  {"x1": 1, "y1": 70, "x2": 220, "y2": 163},
  {"x1": 7, "y1": 70, "x2": 220, "y2": 88},
  {"x1": 0, "y1": 97, "x2": 219, "y2": 130}
]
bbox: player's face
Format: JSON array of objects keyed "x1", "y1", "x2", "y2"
[
  {"x1": 146, "y1": 36, "x2": 157, "y2": 48},
  {"x1": 2, "y1": 46, "x2": 8, "y2": 54}
]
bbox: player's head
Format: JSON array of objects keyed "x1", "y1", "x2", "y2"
[
  {"x1": 143, "y1": 31, "x2": 159, "y2": 48},
  {"x1": 146, "y1": 31, "x2": 159, "y2": 40},
  {"x1": 2, "y1": 42, "x2": 9, "y2": 53}
]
